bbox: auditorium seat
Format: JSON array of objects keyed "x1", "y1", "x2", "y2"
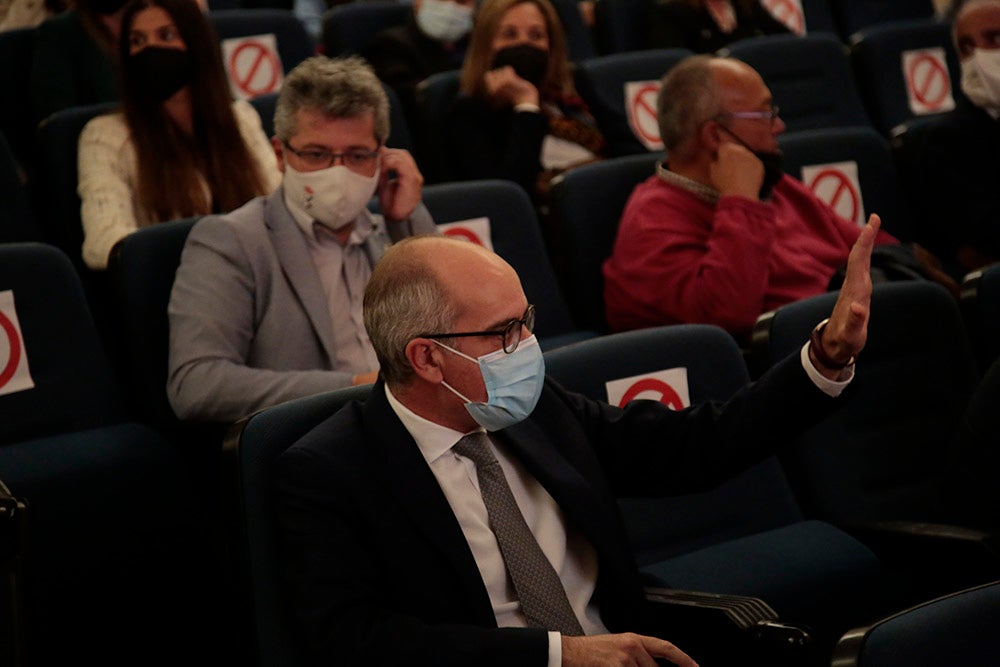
[
  {"x1": 548, "y1": 152, "x2": 662, "y2": 333},
  {"x1": 543, "y1": 325, "x2": 887, "y2": 655},
  {"x1": 752, "y1": 281, "x2": 1000, "y2": 604},
  {"x1": 720, "y1": 33, "x2": 872, "y2": 133},
  {"x1": 0, "y1": 243, "x2": 211, "y2": 665},
  {"x1": 849, "y1": 18, "x2": 960, "y2": 136},
  {"x1": 830, "y1": 580, "x2": 1000, "y2": 667}
]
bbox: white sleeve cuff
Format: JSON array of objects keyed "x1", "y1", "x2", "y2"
[
  {"x1": 547, "y1": 631, "x2": 561, "y2": 667},
  {"x1": 801, "y1": 342, "x2": 854, "y2": 397}
]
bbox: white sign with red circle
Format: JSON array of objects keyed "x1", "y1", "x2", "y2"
[
  {"x1": 605, "y1": 368, "x2": 689, "y2": 411},
  {"x1": 801, "y1": 161, "x2": 866, "y2": 227},
  {"x1": 437, "y1": 217, "x2": 494, "y2": 251},
  {"x1": 901, "y1": 48, "x2": 955, "y2": 115},
  {"x1": 624, "y1": 81, "x2": 664, "y2": 151},
  {"x1": 0, "y1": 290, "x2": 34, "y2": 397},
  {"x1": 761, "y1": 0, "x2": 806, "y2": 35},
  {"x1": 221, "y1": 34, "x2": 285, "y2": 100}
]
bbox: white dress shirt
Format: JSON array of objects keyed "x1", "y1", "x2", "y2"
[
  {"x1": 385, "y1": 386, "x2": 609, "y2": 667},
  {"x1": 283, "y1": 202, "x2": 380, "y2": 376}
]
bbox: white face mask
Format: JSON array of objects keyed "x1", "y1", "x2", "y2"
[
  {"x1": 282, "y1": 162, "x2": 380, "y2": 231},
  {"x1": 961, "y1": 48, "x2": 1000, "y2": 113},
  {"x1": 416, "y1": 0, "x2": 474, "y2": 43}
]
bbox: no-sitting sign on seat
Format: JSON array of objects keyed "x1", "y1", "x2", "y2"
[
  {"x1": 624, "y1": 81, "x2": 664, "y2": 151},
  {"x1": 801, "y1": 161, "x2": 866, "y2": 226},
  {"x1": 0, "y1": 290, "x2": 34, "y2": 397},
  {"x1": 605, "y1": 368, "x2": 690, "y2": 410},
  {"x1": 437, "y1": 217, "x2": 494, "y2": 251},
  {"x1": 901, "y1": 48, "x2": 955, "y2": 115},
  {"x1": 221, "y1": 33, "x2": 285, "y2": 100}
]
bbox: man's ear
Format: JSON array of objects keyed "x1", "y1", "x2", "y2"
[
  {"x1": 405, "y1": 338, "x2": 446, "y2": 384},
  {"x1": 272, "y1": 136, "x2": 286, "y2": 173},
  {"x1": 699, "y1": 120, "x2": 724, "y2": 156}
]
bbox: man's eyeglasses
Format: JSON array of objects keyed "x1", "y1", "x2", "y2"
[
  {"x1": 283, "y1": 141, "x2": 380, "y2": 173},
  {"x1": 716, "y1": 106, "x2": 781, "y2": 122},
  {"x1": 420, "y1": 305, "x2": 536, "y2": 354}
]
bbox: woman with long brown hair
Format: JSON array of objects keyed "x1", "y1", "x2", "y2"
[
  {"x1": 77, "y1": 0, "x2": 280, "y2": 269},
  {"x1": 448, "y1": 0, "x2": 605, "y2": 202}
]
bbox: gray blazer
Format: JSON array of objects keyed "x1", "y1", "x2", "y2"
[{"x1": 166, "y1": 187, "x2": 437, "y2": 424}]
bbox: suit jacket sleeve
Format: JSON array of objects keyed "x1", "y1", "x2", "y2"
[
  {"x1": 166, "y1": 216, "x2": 355, "y2": 423},
  {"x1": 542, "y1": 350, "x2": 846, "y2": 499}
]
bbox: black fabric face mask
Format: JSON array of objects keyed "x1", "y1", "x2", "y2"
[
  {"x1": 717, "y1": 124, "x2": 784, "y2": 200},
  {"x1": 491, "y1": 44, "x2": 549, "y2": 87},
  {"x1": 126, "y1": 47, "x2": 195, "y2": 104},
  {"x1": 91, "y1": 0, "x2": 127, "y2": 16}
]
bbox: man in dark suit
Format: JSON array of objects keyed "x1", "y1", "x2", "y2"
[{"x1": 275, "y1": 217, "x2": 878, "y2": 666}]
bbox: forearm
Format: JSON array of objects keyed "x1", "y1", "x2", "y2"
[{"x1": 166, "y1": 359, "x2": 352, "y2": 423}]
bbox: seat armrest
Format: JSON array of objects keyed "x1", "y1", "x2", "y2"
[
  {"x1": 841, "y1": 520, "x2": 1000, "y2": 598},
  {"x1": 642, "y1": 587, "x2": 816, "y2": 666},
  {"x1": 842, "y1": 520, "x2": 999, "y2": 562}
]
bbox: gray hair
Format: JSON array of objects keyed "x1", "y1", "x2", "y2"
[
  {"x1": 274, "y1": 55, "x2": 390, "y2": 144},
  {"x1": 657, "y1": 55, "x2": 723, "y2": 156},
  {"x1": 364, "y1": 237, "x2": 460, "y2": 386}
]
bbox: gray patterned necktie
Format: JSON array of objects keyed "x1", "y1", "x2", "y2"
[{"x1": 453, "y1": 432, "x2": 585, "y2": 636}]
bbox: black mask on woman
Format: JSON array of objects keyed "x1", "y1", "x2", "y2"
[
  {"x1": 126, "y1": 47, "x2": 195, "y2": 104},
  {"x1": 717, "y1": 124, "x2": 784, "y2": 200},
  {"x1": 491, "y1": 44, "x2": 549, "y2": 87},
  {"x1": 90, "y1": 0, "x2": 127, "y2": 16}
]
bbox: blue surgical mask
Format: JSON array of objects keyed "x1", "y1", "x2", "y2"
[
  {"x1": 435, "y1": 335, "x2": 545, "y2": 431},
  {"x1": 416, "y1": 0, "x2": 474, "y2": 43}
]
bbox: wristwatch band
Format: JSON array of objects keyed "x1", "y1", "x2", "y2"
[{"x1": 809, "y1": 318, "x2": 855, "y2": 370}]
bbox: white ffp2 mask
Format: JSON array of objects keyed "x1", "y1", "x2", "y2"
[
  {"x1": 961, "y1": 48, "x2": 1000, "y2": 114},
  {"x1": 283, "y1": 163, "x2": 380, "y2": 231}
]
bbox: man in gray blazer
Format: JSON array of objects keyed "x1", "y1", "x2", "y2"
[{"x1": 167, "y1": 56, "x2": 437, "y2": 424}]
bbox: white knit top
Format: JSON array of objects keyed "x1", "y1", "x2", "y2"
[{"x1": 77, "y1": 98, "x2": 282, "y2": 269}]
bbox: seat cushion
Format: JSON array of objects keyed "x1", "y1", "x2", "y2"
[{"x1": 641, "y1": 520, "x2": 883, "y2": 624}]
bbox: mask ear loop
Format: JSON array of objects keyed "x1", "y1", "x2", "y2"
[
  {"x1": 431, "y1": 339, "x2": 481, "y2": 404},
  {"x1": 716, "y1": 122, "x2": 752, "y2": 150}
]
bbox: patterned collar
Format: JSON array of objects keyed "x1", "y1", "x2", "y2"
[{"x1": 656, "y1": 160, "x2": 720, "y2": 204}]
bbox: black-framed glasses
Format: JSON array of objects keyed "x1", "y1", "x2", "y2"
[
  {"x1": 420, "y1": 305, "x2": 536, "y2": 354},
  {"x1": 716, "y1": 106, "x2": 781, "y2": 122},
  {"x1": 283, "y1": 141, "x2": 381, "y2": 173}
]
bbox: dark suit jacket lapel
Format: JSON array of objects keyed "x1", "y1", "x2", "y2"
[
  {"x1": 264, "y1": 187, "x2": 337, "y2": 361},
  {"x1": 363, "y1": 386, "x2": 498, "y2": 626},
  {"x1": 498, "y1": 419, "x2": 621, "y2": 566}
]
